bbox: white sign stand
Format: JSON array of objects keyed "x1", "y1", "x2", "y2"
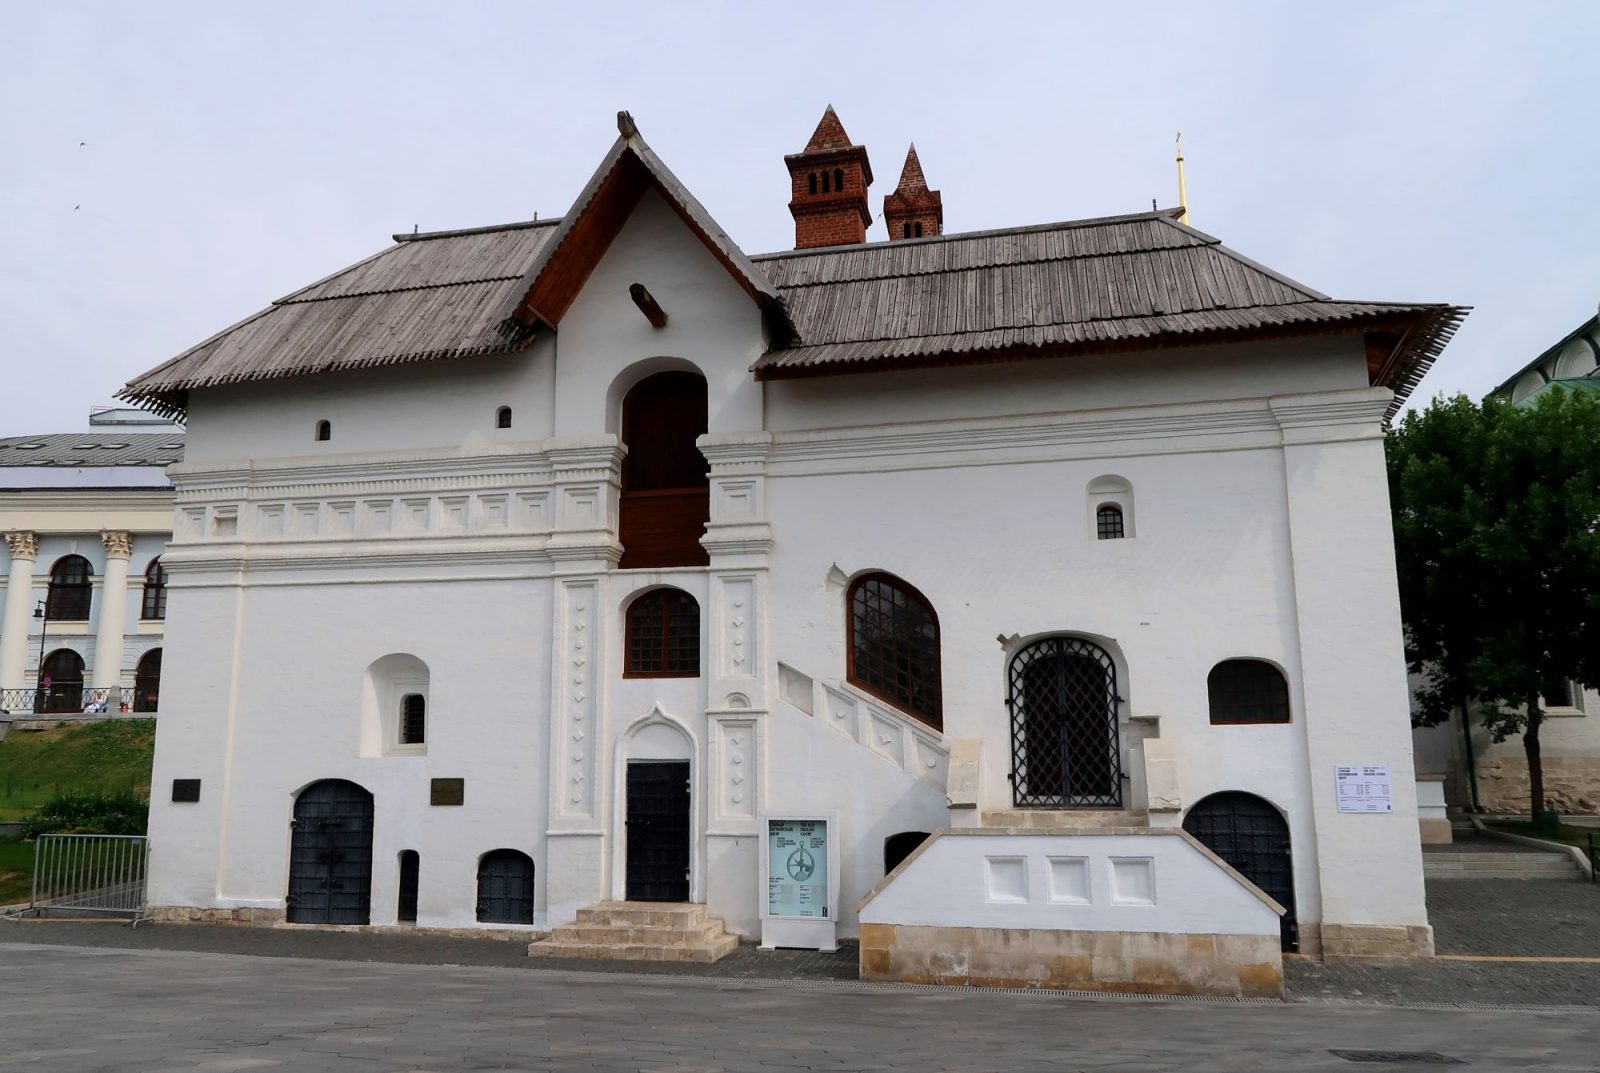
[{"x1": 758, "y1": 811, "x2": 839, "y2": 951}]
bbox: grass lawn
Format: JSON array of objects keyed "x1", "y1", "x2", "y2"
[
  {"x1": 0, "y1": 719, "x2": 155, "y2": 821},
  {"x1": 1485, "y1": 818, "x2": 1598, "y2": 853},
  {"x1": 0, "y1": 837, "x2": 35, "y2": 905}
]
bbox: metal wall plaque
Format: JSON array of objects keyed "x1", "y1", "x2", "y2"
[
  {"x1": 430, "y1": 778, "x2": 465, "y2": 806},
  {"x1": 171, "y1": 779, "x2": 201, "y2": 803}
]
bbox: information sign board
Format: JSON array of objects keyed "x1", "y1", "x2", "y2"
[
  {"x1": 766, "y1": 818, "x2": 829, "y2": 919},
  {"x1": 1336, "y1": 764, "x2": 1393, "y2": 813}
]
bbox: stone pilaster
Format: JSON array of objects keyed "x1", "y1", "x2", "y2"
[
  {"x1": 92, "y1": 531, "x2": 133, "y2": 690},
  {"x1": 0, "y1": 531, "x2": 40, "y2": 692}
]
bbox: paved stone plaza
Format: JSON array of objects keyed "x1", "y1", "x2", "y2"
[{"x1": 2, "y1": 942, "x2": 1597, "y2": 1072}]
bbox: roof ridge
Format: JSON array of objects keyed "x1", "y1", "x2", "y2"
[
  {"x1": 394, "y1": 218, "x2": 563, "y2": 243},
  {"x1": 750, "y1": 208, "x2": 1193, "y2": 260}
]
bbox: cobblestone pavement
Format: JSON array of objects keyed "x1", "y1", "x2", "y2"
[
  {"x1": 3, "y1": 944, "x2": 1597, "y2": 1072},
  {"x1": 1425, "y1": 877, "x2": 1600, "y2": 956}
]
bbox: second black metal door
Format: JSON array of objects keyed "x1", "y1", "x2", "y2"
[
  {"x1": 286, "y1": 779, "x2": 373, "y2": 924},
  {"x1": 625, "y1": 761, "x2": 690, "y2": 901},
  {"x1": 1183, "y1": 791, "x2": 1299, "y2": 952}
]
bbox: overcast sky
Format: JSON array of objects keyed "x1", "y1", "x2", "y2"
[{"x1": 2, "y1": 2, "x2": 1595, "y2": 433}]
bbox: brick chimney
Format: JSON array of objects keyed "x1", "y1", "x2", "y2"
[
  {"x1": 785, "y1": 105, "x2": 873, "y2": 250},
  {"x1": 883, "y1": 145, "x2": 942, "y2": 241}
]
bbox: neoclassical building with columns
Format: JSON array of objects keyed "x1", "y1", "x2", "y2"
[
  {"x1": 124, "y1": 110, "x2": 1463, "y2": 994},
  {"x1": 0, "y1": 412, "x2": 182, "y2": 718}
]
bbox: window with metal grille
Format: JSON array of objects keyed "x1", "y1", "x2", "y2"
[
  {"x1": 141, "y1": 558, "x2": 167, "y2": 620},
  {"x1": 1008, "y1": 636, "x2": 1121, "y2": 807},
  {"x1": 1096, "y1": 505, "x2": 1125, "y2": 540},
  {"x1": 1207, "y1": 659, "x2": 1290, "y2": 725},
  {"x1": 37, "y1": 648, "x2": 85, "y2": 714},
  {"x1": 847, "y1": 573, "x2": 942, "y2": 730},
  {"x1": 477, "y1": 849, "x2": 534, "y2": 925},
  {"x1": 496, "y1": 406, "x2": 512, "y2": 429},
  {"x1": 625, "y1": 589, "x2": 700, "y2": 677},
  {"x1": 400, "y1": 693, "x2": 426, "y2": 744},
  {"x1": 134, "y1": 648, "x2": 162, "y2": 713},
  {"x1": 45, "y1": 555, "x2": 92, "y2": 620}
]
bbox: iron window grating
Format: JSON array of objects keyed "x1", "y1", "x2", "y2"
[
  {"x1": 400, "y1": 693, "x2": 426, "y2": 744},
  {"x1": 1207, "y1": 659, "x2": 1291, "y2": 724},
  {"x1": 1096, "y1": 504, "x2": 1125, "y2": 539},
  {"x1": 1008, "y1": 636, "x2": 1122, "y2": 807},
  {"x1": 847, "y1": 574, "x2": 942, "y2": 730}
]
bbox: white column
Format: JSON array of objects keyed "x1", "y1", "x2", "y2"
[
  {"x1": 0, "y1": 531, "x2": 40, "y2": 692},
  {"x1": 92, "y1": 531, "x2": 134, "y2": 690}
]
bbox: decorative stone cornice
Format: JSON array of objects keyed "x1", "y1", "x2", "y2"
[
  {"x1": 100, "y1": 530, "x2": 135, "y2": 559},
  {"x1": 4, "y1": 530, "x2": 39, "y2": 560}
]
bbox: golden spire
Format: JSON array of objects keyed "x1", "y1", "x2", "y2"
[{"x1": 1175, "y1": 131, "x2": 1190, "y2": 225}]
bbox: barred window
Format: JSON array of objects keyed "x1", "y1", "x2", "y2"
[
  {"x1": 141, "y1": 558, "x2": 168, "y2": 620},
  {"x1": 847, "y1": 573, "x2": 942, "y2": 730},
  {"x1": 400, "y1": 693, "x2": 426, "y2": 744},
  {"x1": 625, "y1": 589, "x2": 700, "y2": 678},
  {"x1": 315, "y1": 420, "x2": 331, "y2": 441},
  {"x1": 496, "y1": 406, "x2": 512, "y2": 429},
  {"x1": 1207, "y1": 659, "x2": 1291, "y2": 725},
  {"x1": 1096, "y1": 505, "x2": 1125, "y2": 540},
  {"x1": 45, "y1": 555, "x2": 92, "y2": 620}
]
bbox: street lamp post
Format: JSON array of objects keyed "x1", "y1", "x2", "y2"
[{"x1": 32, "y1": 599, "x2": 48, "y2": 713}]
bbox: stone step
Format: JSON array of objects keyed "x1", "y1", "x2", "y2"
[
  {"x1": 1424, "y1": 853, "x2": 1572, "y2": 864},
  {"x1": 551, "y1": 922, "x2": 727, "y2": 946},
  {"x1": 979, "y1": 809, "x2": 1150, "y2": 830},
  {"x1": 574, "y1": 901, "x2": 710, "y2": 928},
  {"x1": 527, "y1": 932, "x2": 739, "y2": 963}
]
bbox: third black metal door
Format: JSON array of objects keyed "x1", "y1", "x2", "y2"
[{"x1": 625, "y1": 760, "x2": 690, "y2": 901}]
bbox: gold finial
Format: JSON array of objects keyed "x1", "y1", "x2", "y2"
[{"x1": 1175, "y1": 131, "x2": 1190, "y2": 225}]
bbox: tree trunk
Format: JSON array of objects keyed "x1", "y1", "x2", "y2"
[{"x1": 1524, "y1": 692, "x2": 1545, "y2": 824}]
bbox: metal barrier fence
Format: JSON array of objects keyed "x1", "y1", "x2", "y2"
[
  {"x1": 24, "y1": 834, "x2": 148, "y2": 919},
  {"x1": 0, "y1": 686, "x2": 156, "y2": 716}
]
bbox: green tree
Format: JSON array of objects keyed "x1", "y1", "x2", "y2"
[{"x1": 1388, "y1": 388, "x2": 1600, "y2": 822}]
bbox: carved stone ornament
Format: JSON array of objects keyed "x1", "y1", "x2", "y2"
[
  {"x1": 4, "y1": 530, "x2": 39, "y2": 559},
  {"x1": 100, "y1": 530, "x2": 135, "y2": 559}
]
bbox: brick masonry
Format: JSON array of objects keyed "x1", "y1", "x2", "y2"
[{"x1": 858, "y1": 922, "x2": 1283, "y2": 997}]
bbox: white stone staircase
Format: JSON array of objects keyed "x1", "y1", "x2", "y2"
[
  {"x1": 527, "y1": 902, "x2": 740, "y2": 963},
  {"x1": 775, "y1": 662, "x2": 948, "y2": 790},
  {"x1": 1422, "y1": 838, "x2": 1584, "y2": 880}
]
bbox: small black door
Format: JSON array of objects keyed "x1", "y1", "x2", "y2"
[
  {"x1": 477, "y1": 849, "x2": 535, "y2": 924},
  {"x1": 286, "y1": 779, "x2": 374, "y2": 924},
  {"x1": 397, "y1": 850, "x2": 419, "y2": 924},
  {"x1": 625, "y1": 761, "x2": 690, "y2": 901},
  {"x1": 1183, "y1": 791, "x2": 1299, "y2": 952}
]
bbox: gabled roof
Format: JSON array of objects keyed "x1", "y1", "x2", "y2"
[
  {"x1": 751, "y1": 209, "x2": 1466, "y2": 414},
  {"x1": 500, "y1": 112, "x2": 796, "y2": 344}
]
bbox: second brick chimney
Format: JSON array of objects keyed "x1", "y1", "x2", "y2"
[
  {"x1": 883, "y1": 145, "x2": 942, "y2": 241},
  {"x1": 785, "y1": 105, "x2": 874, "y2": 249}
]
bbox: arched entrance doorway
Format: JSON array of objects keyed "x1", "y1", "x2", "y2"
[
  {"x1": 1183, "y1": 791, "x2": 1298, "y2": 952},
  {"x1": 477, "y1": 849, "x2": 535, "y2": 924},
  {"x1": 287, "y1": 779, "x2": 374, "y2": 924},
  {"x1": 618, "y1": 371, "x2": 709, "y2": 569},
  {"x1": 133, "y1": 648, "x2": 162, "y2": 712},
  {"x1": 38, "y1": 649, "x2": 84, "y2": 713},
  {"x1": 1007, "y1": 636, "x2": 1122, "y2": 807}
]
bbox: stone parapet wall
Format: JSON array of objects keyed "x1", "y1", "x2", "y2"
[
  {"x1": 1476, "y1": 756, "x2": 1600, "y2": 815},
  {"x1": 858, "y1": 923, "x2": 1282, "y2": 997}
]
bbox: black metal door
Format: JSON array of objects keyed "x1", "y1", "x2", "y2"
[
  {"x1": 477, "y1": 849, "x2": 535, "y2": 924},
  {"x1": 397, "y1": 850, "x2": 419, "y2": 924},
  {"x1": 286, "y1": 779, "x2": 374, "y2": 924},
  {"x1": 625, "y1": 761, "x2": 690, "y2": 901},
  {"x1": 1008, "y1": 637, "x2": 1123, "y2": 807},
  {"x1": 1183, "y1": 791, "x2": 1299, "y2": 952}
]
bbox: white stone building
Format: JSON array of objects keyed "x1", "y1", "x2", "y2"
[
  {"x1": 123, "y1": 110, "x2": 1463, "y2": 992},
  {"x1": 0, "y1": 409, "x2": 182, "y2": 719}
]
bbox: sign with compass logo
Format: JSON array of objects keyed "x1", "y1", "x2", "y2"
[{"x1": 766, "y1": 818, "x2": 829, "y2": 918}]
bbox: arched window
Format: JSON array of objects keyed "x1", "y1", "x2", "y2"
[
  {"x1": 477, "y1": 849, "x2": 535, "y2": 924},
  {"x1": 1009, "y1": 636, "x2": 1122, "y2": 807},
  {"x1": 808, "y1": 172, "x2": 818, "y2": 194},
  {"x1": 1096, "y1": 504, "x2": 1125, "y2": 540},
  {"x1": 913, "y1": 222, "x2": 923, "y2": 238},
  {"x1": 833, "y1": 167, "x2": 844, "y2": 191},
  {"x1": 37, "y1": 649, "x2": 85, "y2": 713},
  {"x1": 45, "y1": 555, "x2": 92, "y2": 620},
  {"x1": 141, "y1": 558, "x2": 168, "y2": 620},
  {"x1": 619, "y1": 371, "x2": 709, "y2": 568},
  {"x1": 400, "y1": 693, "x2": 426, "y2": 744},
  {"x1": 625, "y1": 589, "x2": 700, "y2": 677},
  {"x1": 397, "y1": 850, "x2": 419, "y2": 923},
  {"x1": 1087, "y1": 475, "x2": 1134, "y2": 539},
  {"x1": 847, "y1": 572, "x2": 942, "y2": 730},
  {"x1": 315, "y1": 420, "x2": 331, "y2": 442},
  {"x1": 496, "y1": 406, "x2": 512, "y2": 429},
  {"x1": 134, "y1": 648, "x2": 162, "y2": 713},
  {"x1": 1207, "y1": 659, "x2": 1290, "y2": 724},
  {"x1": 821, "y1": 170, "x2": 831, "y2": 193},
  {"x1": 884, "y1": 831, "x2": 930, "y2": 876},
  {"x1": 902, "y1": 223, "x2": 911, "y2": 239}
]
